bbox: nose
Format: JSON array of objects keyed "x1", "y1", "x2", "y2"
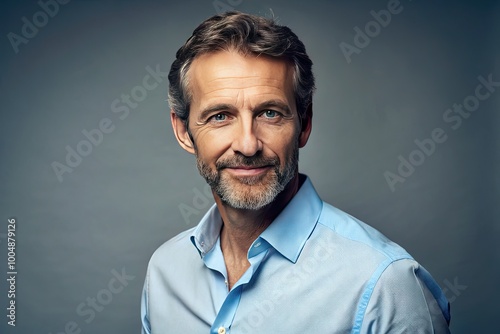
[{"x1": 231, "y1": 116, "x2": 262, "y2": 157}]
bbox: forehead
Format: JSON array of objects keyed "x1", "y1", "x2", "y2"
[{"x1": 187, "y1": 50, "x2": 295, "y2": 107}]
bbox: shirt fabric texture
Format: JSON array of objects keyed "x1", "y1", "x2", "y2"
[{"x1": 141, "y1": 175, "x2": 451, "y2": 333}]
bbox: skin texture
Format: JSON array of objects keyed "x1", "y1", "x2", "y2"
[{"x1": 171, "y1": 50, "x2": 312, "y2": 289}]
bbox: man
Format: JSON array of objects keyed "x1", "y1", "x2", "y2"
[{"x1": 141, "y1": 11, "x2": 451, "y2": 333}]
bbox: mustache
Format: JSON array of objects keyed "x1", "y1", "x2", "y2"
[{"x1": 216, "y1": 155, "x2": 279, "y2": 169}]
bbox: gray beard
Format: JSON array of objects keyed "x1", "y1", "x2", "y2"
[{"x1": 196, "y1": 144, "x2": 299, "y2": 210}]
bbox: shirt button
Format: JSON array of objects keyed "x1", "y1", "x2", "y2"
[
  {"x1": 254, "y1": 241, "x2": 261, "y2": 248},
  {"x1": 218, "y1": 327, "x2": 226, "y2": 334}
]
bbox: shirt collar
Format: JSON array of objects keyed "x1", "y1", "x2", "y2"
[
  {"x1": 190, "y1": 205, "x2": 223, "y2": 256},
  {"x1": 259, "y1": 174, "x2": 322, "y2": 263},
  {"x1": 190, "y1": 174, "x2": 323, "y2": 263}
]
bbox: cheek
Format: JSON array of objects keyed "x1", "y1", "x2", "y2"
[
  {"x1": 195, "y1": 131, "x2": 230, "y2": 161},
  {"x1": 266, "y1": 134, "x2": 298, "y2": 160}
]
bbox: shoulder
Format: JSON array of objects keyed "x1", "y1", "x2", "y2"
[
  {"x1": 303, "y1": 201, "x2": 414, "y2": 295},
  {"x1": 313, "y1": 203, "x2": 450, "y2": 331},
  {"x1": 316, "y1": 202, "x2": 412, "y2": 261}
]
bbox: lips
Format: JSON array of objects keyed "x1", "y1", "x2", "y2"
[
  {"x1": 224, "y1": 165, "x2": 272, "y2": 177},
  {"x1": 230, "y1": 165, "x2": 269, "y2": 170}
]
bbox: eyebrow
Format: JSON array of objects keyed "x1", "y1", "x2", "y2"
[
  {"x1": 198, "y1": 100, "x2": 292, "y2": 120},
  {"x1": 199, "y1": 103, "x2": 234, "y2": 120}
]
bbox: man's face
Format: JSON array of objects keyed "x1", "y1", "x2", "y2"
[{"x1": 176, "y1": 50, "x2": 308, "y2": 210}]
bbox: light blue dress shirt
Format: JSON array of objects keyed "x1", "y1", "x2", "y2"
[{"x1": 141, "y1": 175, "x2": 450, "y2": 333}]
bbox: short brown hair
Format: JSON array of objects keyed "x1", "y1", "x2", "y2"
[{"x1": 168, "y1": 11, "x2": 315, "y2": 123}]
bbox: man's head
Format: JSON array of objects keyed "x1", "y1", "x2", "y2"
[{"x1": 169, "y1": 11, "x2": 315, "y2": 210}]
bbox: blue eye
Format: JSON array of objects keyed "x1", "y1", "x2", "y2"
[
  {"x1": 211, "y1": 114, "x2": 226, "y2": 122},
  {"x1": 263, "y1": 110, "x2": 278, "y2": 118}
]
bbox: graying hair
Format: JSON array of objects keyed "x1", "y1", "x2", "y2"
[{"x1": 167, "y1": 11, "x2": 315, "y2": 124}]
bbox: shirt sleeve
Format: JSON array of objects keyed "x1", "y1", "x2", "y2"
[
  {"x1": 140, "y1": 270, "x2": 151, "y2": 334},
  {"x1": 360, "y1": 259, "x2": 451, "y2": 334}
]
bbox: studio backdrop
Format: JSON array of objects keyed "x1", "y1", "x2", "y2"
[{"x1": 0, "y1": 0, "x2": 498, "y2": 333}]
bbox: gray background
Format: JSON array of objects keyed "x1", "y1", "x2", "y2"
[{"x1": 0, "y1": 0, "x2": 498, "y2": 333}]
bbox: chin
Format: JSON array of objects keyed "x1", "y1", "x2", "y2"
[{"x1": 218, "y1": 173, "x2": 283, "y2": 210}]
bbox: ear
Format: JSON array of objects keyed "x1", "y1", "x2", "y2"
[
  {"x1": 298, "y1": 103, "x2": 313, "y2": 148},
  {"x1": 171, "y1": 110, "x2": 196, "y2": 155}
]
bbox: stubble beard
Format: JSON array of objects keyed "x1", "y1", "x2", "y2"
[{"x1": 196, "y1": 143, "x2": 299, "y2": 210}]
